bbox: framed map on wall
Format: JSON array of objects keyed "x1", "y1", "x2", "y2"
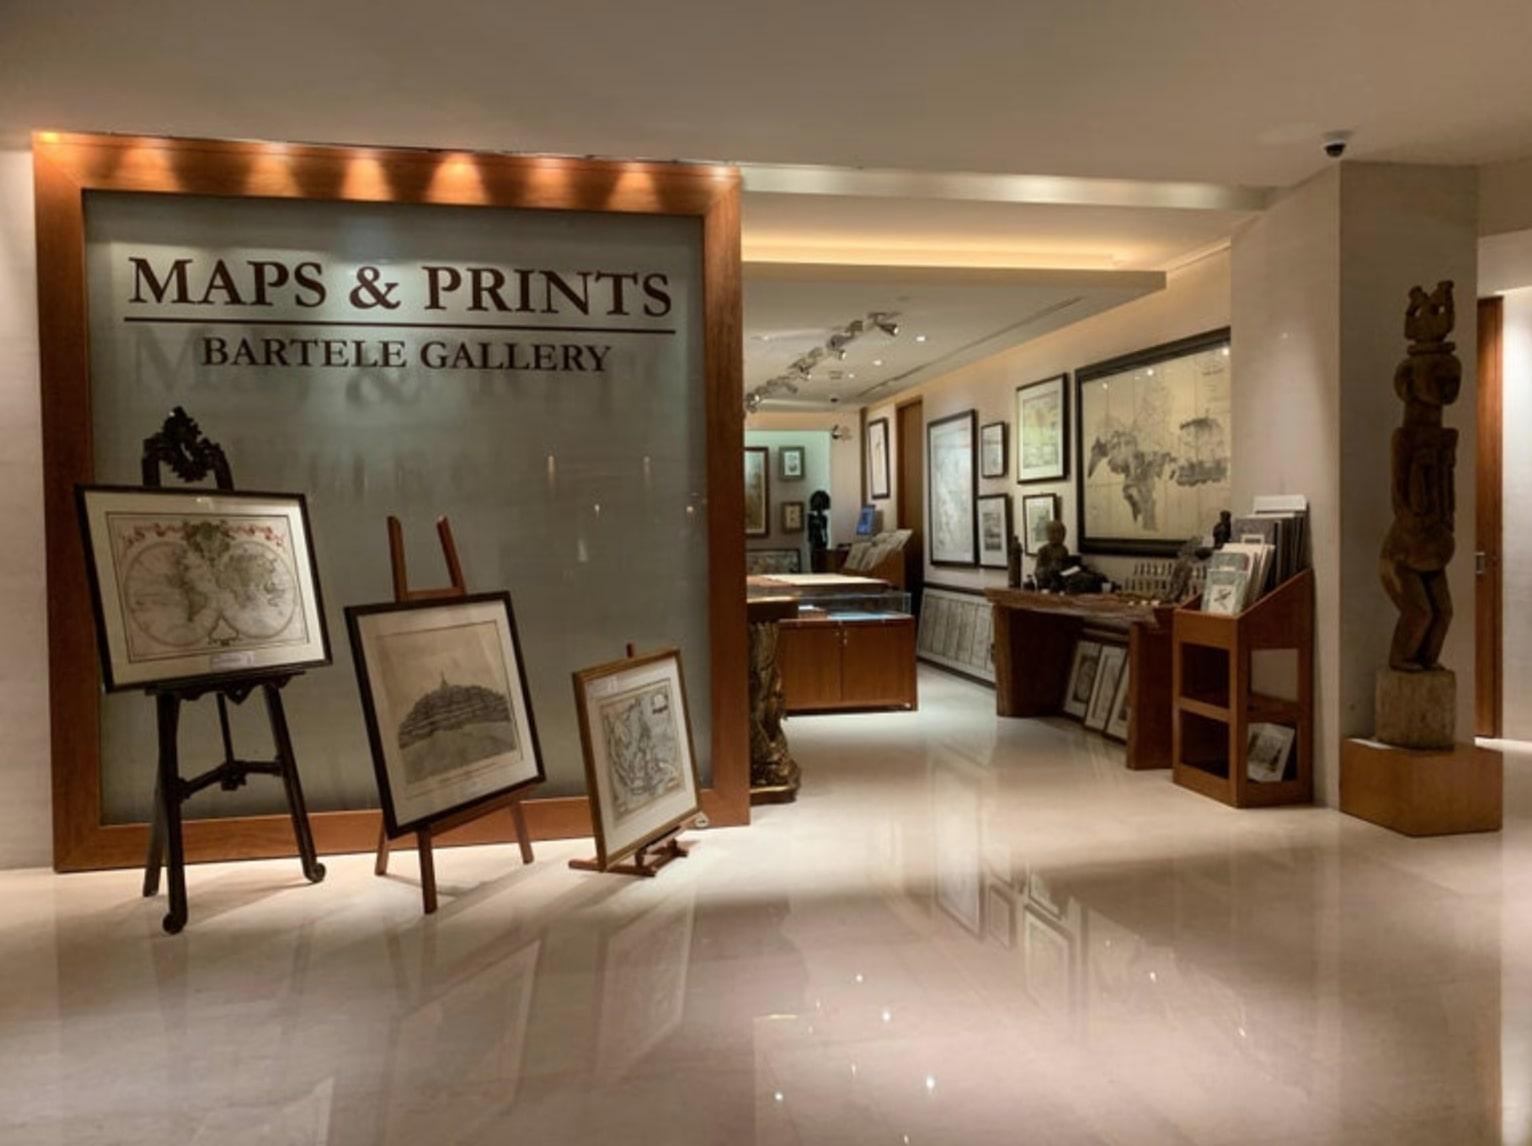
[
  {"x1": 927, "y1": 410, "x2": 978, "y2": 566},
  {"x1": 1075, "y1": 329, "x2": 1231, "y2": 556},
  {"x1": 1015, "y1": 374, "x2": 1068, "y2": 484}
]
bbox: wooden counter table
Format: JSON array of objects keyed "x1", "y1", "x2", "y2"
[{"x1": 983, "y1": 589, "x2": 1175, "y2": 770}]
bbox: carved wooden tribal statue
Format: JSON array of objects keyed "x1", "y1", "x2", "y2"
[{"x1": 1379, "y1": 281, "x2": 1459, "y2": 673}]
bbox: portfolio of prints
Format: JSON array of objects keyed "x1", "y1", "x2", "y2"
[
  {"x1": 927, "y1": 410, "x2": 978, "y2": 566},
  {"x1": 347, "y1": 592, "x2": 544, "y2": 835},
  {"x1": 1085, "y1": 644, "x2": 1128, "y2": 732},
  {"x1": 77, "y1": 486, "x2": 330, "y2": 690},
  {"x1": 1076, "y1": 330, "x2": 1231, "y2": 555},
  {"x1": 573, "y1": 648, "x2": 703, "y2": 867},
  {"x1": 1015, "y1": 374, "x2": 1069, "y2": 483}
]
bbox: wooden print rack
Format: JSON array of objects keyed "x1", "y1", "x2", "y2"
[
  {"x1": 138, "y1": 408, "x2": 325, "y2": 934},
  {"x1": 568, "y1": 643, "x2": 695, "y2": 879},
  {"x1": 373, "y1": 515, "x2": 536, "y2": 914}
]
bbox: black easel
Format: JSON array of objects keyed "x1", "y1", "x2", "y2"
[{"x1": 139, "y1": 408, "x2": 326, "y2": 934}]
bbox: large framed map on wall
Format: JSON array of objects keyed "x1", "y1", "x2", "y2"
[
  {"x1": 1075, "y1": 329, "x2": 1231, "y2": 556},
  {"x1": 928, "y1": 410, "x2": 978, "y2": 566}
]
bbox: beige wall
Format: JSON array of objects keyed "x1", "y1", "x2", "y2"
[
  {"x1": 863, "y1": 249, "x2": 1231, "y2": 590},
  {"x1": 0, "y1": 148, "x2": 51, "y2": 868},
  {"x1": 1480, "y1": 155, "x2": 1532, "y2": 238},
  {"x1": 1233, "y1": 162, "x2": 1479, "y2": 804},
  {"x1": 1499, "y1": 287, "x2": 1532, "y2": 737}
]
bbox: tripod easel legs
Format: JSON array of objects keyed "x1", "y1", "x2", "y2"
[
  {"x1": 375, "y1": 798, "x2": 534, "y2": 915},
  {"x1": 264, "y1": 682, "x2": 326, "y2": 885},
  {"x1": 143, "y1": 692, "x2": 188, "y2": 934}
]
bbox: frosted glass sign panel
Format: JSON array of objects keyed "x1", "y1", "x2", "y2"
[{"x1": 85, "y1": 191, "x2": 710, "y2": 822}]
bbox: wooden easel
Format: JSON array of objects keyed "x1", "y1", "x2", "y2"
[
  {"x1": 568, "y1": 643, "x2": 695, "y2": 879},
  {"x1": 373, "y1": 515, "x2": 536, "y2": 914},
  {"x1": 139, "y1": 408, "x2": 325, "y2": 934}
]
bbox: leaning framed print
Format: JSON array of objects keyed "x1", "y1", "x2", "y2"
[
  {"x1": 77, "y1": 486, "x2": 330, "y2": 691},
  {"x1": 1075, "y1": 329, "x2": 1231, "y2": 556},
  {"x1": 1062, "y1": 639, "x2": 1102, "y2": 720},
  {"x1": 927, "y1": 410, "x2": 978, "y2": 566},
  {"x1": 976, "y1": 493, "x2": 1012, "y2": 569},
  {"x1": 573, "y1": 648, "x2": 703, "y2": 869},
  {"x1": 347, "y1": 592, "x2": 544, "y2": 836},
  {"x1": 1020, "y1": 493, "x2": 1060, "y2": 555},
  {"x1": 980, "y1": 421, "x2": 1008, "y2": 479},
  {"x1": 779, "y1": 446, "x2": 805, "y2": 481},
  {"x1": 866, "y1": 417, "x2": 892, "y2": 500},
  {"x1": 744, "y1": 446, "x2": 770, "y2": 538},
  {"x1": 1015, "y1": 374, "x2": 1068, "y2": 484}
]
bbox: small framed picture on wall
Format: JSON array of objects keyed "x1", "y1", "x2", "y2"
[
  {"x1": 867, "y1": 417, "x2": 891, "y2": 500},
  {"x1": 980, "y1": 421, "x2": 1007, "y2": 479},
  {"x1": 1021, "y1": 493, "x2": 1060, "y2": 555},
  {"x1": 1015, "y1": 374, "x2": 1068, "y2": 484},
  {"x1": 781, "y1": 501, "x2": 804, "y2": 532},
  {"x1": 977, "y1": 493, "x2": 1012, "y2": 569},
  {"x1": 779, "y1": 446, "x2": 805, "y2": 481}
]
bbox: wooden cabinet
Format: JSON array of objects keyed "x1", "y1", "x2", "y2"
[{"x1": 778, "y1": 615, "x2": 917, "y2": 712}]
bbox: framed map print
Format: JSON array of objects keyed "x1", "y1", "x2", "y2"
[
  {"x1": 77, "y1": 486, "x2": 330, "y2": 691},
  {"x1": 1075, "y1": 329, "x2": 1231, "y2": 556},
  {"x1": 347, "y1": 593, "x2": 544, "y2": 835},
  {"x1": 927, "y1": 410, "x2": 977, "y2": 566},
  {"x1": 867, "y1": 417, "x2": 891, "y2": 500},
  {"x1": 573, "y1": 647, "x2": 702, "y2": 868},
  {"x1": 980, "y1": 421, "x2": 1008, "y2": 479},
  {"x1": 779, "y1": 446, "x2": 805, "y2": 481},
  {"x1": 1021, "y1": 493, "x2": 1060, "y2": 556},
  {"x1": 977, "y1": 493, "x2": 1012, "y2": 569},
  {"x1": 744, "y1": 446, "x2": 770, "y2": 538},
  {"x1": 1015, "y1": 374, "x2": 1068, "y2": 483}
]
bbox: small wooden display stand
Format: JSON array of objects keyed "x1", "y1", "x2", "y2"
[
  {"x1": 138, "y1": 409, "x2": 325, "y2": 934},
  {"x1": 373, "y1": 516, "x2": 535, "y2": 914},
  {"x1": 568, "y1": 644, "x2": 695, "y2": 878},
  {"x1": 1171, "y1": 569, "x2": 1315, "y2": 807},
  {"x1": 984, "y1": 589, "x2": 1175, "y2": 770}
]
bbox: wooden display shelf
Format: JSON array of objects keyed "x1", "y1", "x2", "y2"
[{"x1": 1171, "y1": 569, "x2": 1314, "y2": 808}]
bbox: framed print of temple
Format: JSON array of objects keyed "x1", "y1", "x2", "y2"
[
  {"x1": 347, "y1": 593, "x2": 544, "y2": 836},
  {"x1": 77, "y1": 486, "x2": 329, "y2": 691},
  {"x1": 1075, "y1": 329, "x2": 1231, "y2": 556}
]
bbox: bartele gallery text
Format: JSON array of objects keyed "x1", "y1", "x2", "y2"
[{"x1": 200, "y1": 336, "x2": 614, "y2": 372}]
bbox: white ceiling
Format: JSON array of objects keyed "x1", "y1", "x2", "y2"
[
  {"x1": 3, "y1": 1, "x2": 1531, "y2": 186},
  {"x1": 743, "y1": 263, "x2": 1161, "y2": 408}
]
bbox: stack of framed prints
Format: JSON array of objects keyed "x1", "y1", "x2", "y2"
[
  {"x1": 1061, "y1": 636, "x2": 1131, "y2": 743},
  {"x1": 570, "y1": 647, "x2": 703, "y2": 877},
  {"x1": 916, "y1": 585, "x2": 995, "y2": 684}
]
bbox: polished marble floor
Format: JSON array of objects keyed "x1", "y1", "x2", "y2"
[{"x1": 4, "y1": 667, "x2": 1532, "y2": 1145}]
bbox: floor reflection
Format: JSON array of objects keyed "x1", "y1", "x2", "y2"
[{"x1": 2, "y1": 669, "x2": 1528, "y2": 1144}]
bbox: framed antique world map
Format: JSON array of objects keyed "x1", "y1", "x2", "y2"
[
  {"x1": 77, "y1": 486, "x2": 330, "y2": 690},
  {"x1": 1075, "y1": 329, "x2": 1231, "y2": 555}
]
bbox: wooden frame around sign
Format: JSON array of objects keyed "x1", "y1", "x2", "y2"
[{"x1": 34, "y1": 131, "x2": 747, "y2": 871}]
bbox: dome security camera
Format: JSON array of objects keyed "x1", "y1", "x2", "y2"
[{"x1": 1323, "y1": 131, "x2": 1352, "y2": 159}]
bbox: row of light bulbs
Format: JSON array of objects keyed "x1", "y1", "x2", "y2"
[{"x1": 745, "y1": 310, "x2": 903, "y2": 413}]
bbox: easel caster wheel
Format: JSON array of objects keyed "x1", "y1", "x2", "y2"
[
  {"x1": 307, "y1": 862, "x2": 327, "y2": 884},
  {"x1": 162, "y1": 913, "x2": 185, "y2": 935}
]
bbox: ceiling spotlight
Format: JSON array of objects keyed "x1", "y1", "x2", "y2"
[
  {"x1": 873, "y1": 359, "x2": 883, "y2": 367},
  {"x1": 744, "y1": 392, "x2": 762, "y2": 414},
  {"x1": 915, "y1": 334, "x2": 927, "y2": 343},
  {"x1": 870, "y1": 312, "x2": 900, "y2": 338}
]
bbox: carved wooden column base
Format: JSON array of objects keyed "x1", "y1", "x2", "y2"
[{"x1": 747, "y1": 604, "x2": 800, "y2": 804}]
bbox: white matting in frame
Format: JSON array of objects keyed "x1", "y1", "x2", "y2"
[
  {"x1": 574, "y1": 648, "x2": 702, "y2": 867},
  {"x1": 347, "y1": 592, "x2": 543, "y2": 836},
  {"x1": 77, "y1": 485, "x2": 330, "y2": 690}
]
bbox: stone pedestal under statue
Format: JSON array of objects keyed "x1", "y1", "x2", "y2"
[{"x1": 1373, "y1": 667, "x2": 1455, "y2": 750}]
